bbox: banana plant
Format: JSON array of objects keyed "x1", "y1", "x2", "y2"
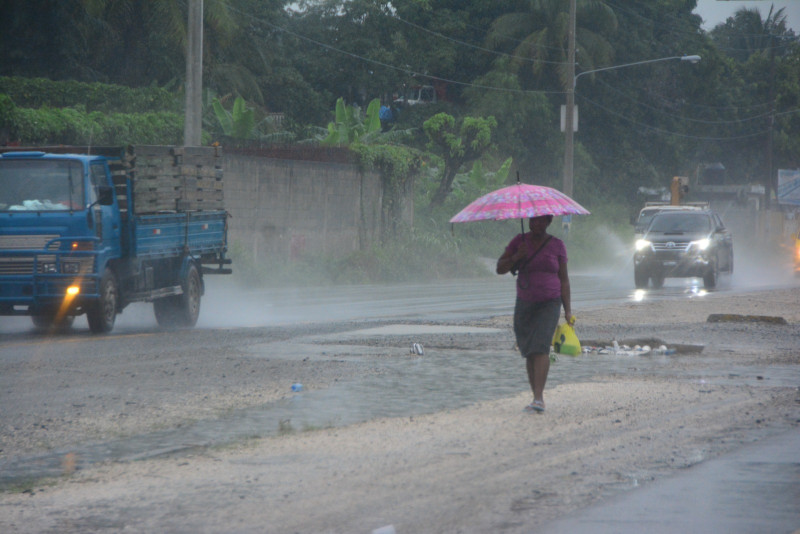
[
  {"x1": 212, "y1": 95, "x2": 255, "y2": 140},
  {"x1": 321, "y1": 97, "x2": 382, "y2": 146}
]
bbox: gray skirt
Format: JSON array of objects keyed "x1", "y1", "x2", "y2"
[{"x1": 513, "y1": 297, "x2": 561, "y2": 358}]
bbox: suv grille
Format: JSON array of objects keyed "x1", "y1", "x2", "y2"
[{"x1": 652, "y1": 240, "x2": 692, "y2": 252}]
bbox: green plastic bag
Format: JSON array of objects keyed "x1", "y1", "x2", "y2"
[{"x1": 552, "y1": 322, "x2": 581, "y2": 356}]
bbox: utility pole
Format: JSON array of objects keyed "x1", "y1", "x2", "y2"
[
  {"x1": 184, "y1": 0, "x2": 203, "y2": 147},
  {"x1": 765, "y1": 33, "x2": 776, "y2": 210},
  {"x1": 562, "y1": 0, "x2": 576, "y2": 198}
]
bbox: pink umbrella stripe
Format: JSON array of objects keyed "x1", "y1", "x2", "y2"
[{"x1": 450, "y1": 183, "x2": 589, "y2": 223}]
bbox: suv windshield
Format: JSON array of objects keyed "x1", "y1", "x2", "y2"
[
  {"x1": 649, "y1": 212, "x2": 711, "y2": 233},
  {"x1": 0, "y1": 159, "x2": 84, "y2": 211}
]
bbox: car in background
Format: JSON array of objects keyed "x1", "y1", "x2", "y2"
[
  {"x1": 633, "y1": 209, "x2": 733, "y2": 289},
  {"x1": 631, "y1": 202, "x2": 709, "y2": 238},
  {"x1": 793, "y1": 231, "x2": 800, "y2": 277}
]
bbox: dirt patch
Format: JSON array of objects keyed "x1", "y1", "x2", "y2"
[{"x1": 1, "y1": 288, "x2": 799, "y2": 533}]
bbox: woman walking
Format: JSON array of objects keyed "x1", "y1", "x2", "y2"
[{"x1": 496, "y1": 215, "x2": 573, "y2": 413}]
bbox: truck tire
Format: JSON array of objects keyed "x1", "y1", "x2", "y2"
[
  {"x1": 634, "y1": 267, "x2": 649, "y2": 289},
  {"x1": 87, "y1": 270, "x2": 118, "y2": 333},
  {"x1": 32, "y1": 314, "x2": 74, "y2": 330},
  {"x1": 154, "y1": 263, "x2": 201, "y2": 328}
]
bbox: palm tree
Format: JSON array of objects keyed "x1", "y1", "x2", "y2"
[
  {"x1": 485, "y1": 0, "x2": 618, "y2": 91},
  {"x1": 74, "y1": 0, "x2": 236, "y2": 87},
  {"x1": 710, "y1": 5, "x2": 793, "y2": 62}
]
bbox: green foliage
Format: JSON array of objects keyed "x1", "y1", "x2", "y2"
[
  {"x1": 0, "y1": 76, "x2": 179, "y2": 113},
  {"x1": 353, "y1": 143, "x2": 422, "y2": 241},
  {"x1": 0, "y1": 95, "x2": 183, "y2": 145},
  {"x1": 321, "y1": 98, "x2": 383, "y2": 146},
  {"x1": 212, "y1": 95, "x2": 256, "y2": 139},
  {"x1": 450, "y1": 157, "x2": 513, "y2": 205},
  {"x1": 423, "y1": 112, "x2": 498, "y2": 206},
  {"x1": 229, "y1": 228, "x2": 486, "y2": 286}
]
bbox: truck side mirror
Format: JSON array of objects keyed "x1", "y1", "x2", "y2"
[{"x1": 97, "y1": 185, "x2": 114, "y2": 206}]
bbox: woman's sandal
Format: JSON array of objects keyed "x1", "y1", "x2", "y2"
[{"x1": 524, "y1": 400, "x2": 545, "y2": 413}]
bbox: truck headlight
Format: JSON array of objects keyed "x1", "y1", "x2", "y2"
[
  {"x1": 635, "y1": 239, "x2": 652, "y2": 251},
  {"x1": 42, "y1": 262, "x2": 58, "y2": 273},
  {"x1": 692, "y1": 238, "x2": 711, "y2": 251},
  {"x1": 62, "y1": 262, "x2": 80, "y2": 274}
]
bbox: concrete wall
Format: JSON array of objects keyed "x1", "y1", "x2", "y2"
[{"x1": 222, "y1": 153, "x2": 384, "y2": 261}]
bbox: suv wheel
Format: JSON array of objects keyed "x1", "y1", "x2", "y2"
[
  {"x1": 634, "y1": 267, "x2": 649, "y2": 289},
  {"x1": 651, "y1": 273, "x2": 665, "y2": 289},
  {"x1": 703, "y1": 261, "x2": 719, "y2": 289}
]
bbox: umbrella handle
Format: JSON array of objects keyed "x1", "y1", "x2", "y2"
[{"x1": 516, "y1": 172, "x2": 524, "y2": 234}]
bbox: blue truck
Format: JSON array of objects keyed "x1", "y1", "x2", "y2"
[{"x1": 0, "y1": 145, "x2": 231, "y2": 333}]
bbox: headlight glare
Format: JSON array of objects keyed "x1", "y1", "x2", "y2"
[
  {"x1": 693, "y1": 238, "x2": 711, "y2": 250},
  {"x1": 635, "y1": 239, "x2": 652, "y2": 251}
]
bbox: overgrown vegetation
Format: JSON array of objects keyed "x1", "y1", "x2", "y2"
[
  {"x1": 0, "y1": 93, "x2": 183, "y2": 145},
  {"x1": 1, "y1": 1, "x2": 797, "y2": 284}
]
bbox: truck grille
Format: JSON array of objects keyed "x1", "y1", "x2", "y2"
[{"x1": 0, "y1": 235, "x2": 60, "y2": 275}]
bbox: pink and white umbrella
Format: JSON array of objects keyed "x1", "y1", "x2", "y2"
[{"x1": 450, "y1": 182, "x2": 590, "y2": 224}]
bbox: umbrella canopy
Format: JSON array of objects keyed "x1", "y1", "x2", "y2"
[{"x1": 450, "y1": 183, "x2": 590, "y2": 223}]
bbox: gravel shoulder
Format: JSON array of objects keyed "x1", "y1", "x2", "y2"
[{"x1": 1, "y1": 287, "x2": 799, "y2": 533}]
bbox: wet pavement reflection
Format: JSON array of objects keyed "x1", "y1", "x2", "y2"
[{"x1": 3, "y1": 341, "x2": 798, "y2": 489}]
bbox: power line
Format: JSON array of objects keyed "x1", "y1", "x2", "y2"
[
  {"x1": 577, "y1": 93, "x2": 775, "y2": 141},
  {"x1": 218, "y1": 0, "x2": 800, "y2": 140},
  {"x1": 221, "y1": 1, "x2": 565, "y2": 96},
  {"x1": 588, "y1": 77, "x2": 778, "y2": 124},
  {"x1": 391, "y1": 13, "x2": 568, "y2": 63}
]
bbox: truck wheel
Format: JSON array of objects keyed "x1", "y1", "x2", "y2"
[
  {"x1": 634, "y1": 267, "x2": 649, "y2": 289},
  {"x1": 703, "y1": 261, "x2": 718, "y2": 289},
  {"x1": 154, "y1": 264, "x2": 201, "y2": 328},
  {"x1": 87, "y1": 270, "x2": 118, "y2": 333},
  {"x1": 32, "y1": 314, "x2": 74, "y2": 330}
]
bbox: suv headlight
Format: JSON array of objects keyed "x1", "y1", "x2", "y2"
[
  {"x1": 691, "y1": 238, "x2": 711, "y2": 251},
  {"x1": 635, "y1": 239, "x2": 652, "y2": 251}
]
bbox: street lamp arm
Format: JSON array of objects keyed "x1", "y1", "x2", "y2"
[{"x1": 574, "y1": 55, "x2": 701, "y2": 88}]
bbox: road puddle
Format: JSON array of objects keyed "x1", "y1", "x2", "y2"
[{"x1": 2, "y1": 346, "x2": 798, "y2": 490}]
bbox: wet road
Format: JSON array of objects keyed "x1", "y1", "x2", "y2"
[
  {"x1": 1, "y1": 247, "x2": 794, "y2": 334},
  {"x1": 1, "y1": 260, "x2": 797, "y2": 489}
]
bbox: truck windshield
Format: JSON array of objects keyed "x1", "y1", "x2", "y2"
[
  {"x1": 0, "y1": 159, "x2": 84, "y2": 212},
  {"x1": 637, "y1": 209, "x2": 662, "y2": 229},
  {"x1": 649, "y1": 213, "x2": 711, "y2": 233}
]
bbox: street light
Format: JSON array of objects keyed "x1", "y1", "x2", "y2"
[
  {"x1": 574, "y1": 55, "x2": 701, "y2": 88},
  {"x1": 562, "y1": 54, "x2": 701, "y2": 199}
]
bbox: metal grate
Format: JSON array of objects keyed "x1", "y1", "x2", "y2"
[
  {"x1": 0, "y1": 235, "x2": 60, "y2": 275},
  {"x1": 652, "y1": 241, "x2": 691, "y2": 252}
]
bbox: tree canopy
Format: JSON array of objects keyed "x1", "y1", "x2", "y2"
[{"x1": 1, "y1": 0, "x2": 799, "y2": 208}]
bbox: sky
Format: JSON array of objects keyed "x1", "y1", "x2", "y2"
[{"x1": 693, "y1": 0, "x2": 800, "y2": 31}]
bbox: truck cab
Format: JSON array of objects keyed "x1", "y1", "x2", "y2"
[
  {"x1": 0, "y1": 147, "x2": 230, "y2": 333},
  {"x1": 0, "y1": 152, "x2": 121, "y2": 329},
  {"x1": 393, "y1": 85, "x2": 437, "y2": 106},
  {"x1": 631, "y1": 202, "x2": 709, "y2": 238}
]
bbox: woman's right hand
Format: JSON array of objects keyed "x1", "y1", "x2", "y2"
[{"x1": 513, "y1": 240, "x2": 529, "y2": 263}]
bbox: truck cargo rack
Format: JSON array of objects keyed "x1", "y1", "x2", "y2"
[{"x1": 200, "y1": 257, "x2": 232, "y2": 275}]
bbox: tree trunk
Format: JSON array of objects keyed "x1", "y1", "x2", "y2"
[{"x1": 430, "y1": 165, "x2": 457, "y2": 207}]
